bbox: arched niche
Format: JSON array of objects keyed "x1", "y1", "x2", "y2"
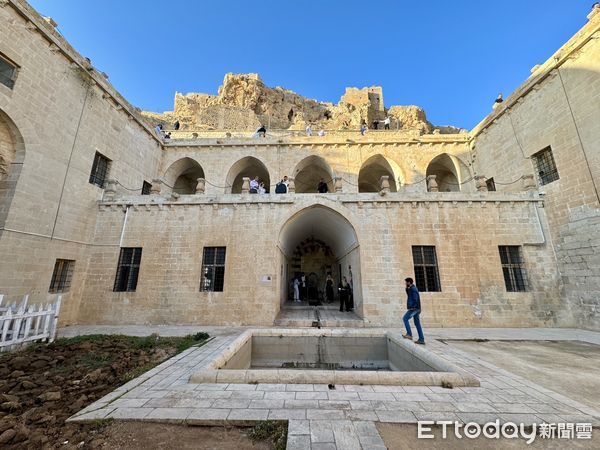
[
  {"x1": 358, "y1": 154, "x2": 401, "y2": 192},
  {"x1": 163, "y1": 157, "x2": 205, "y2": 194},
  {"x1": 293, "y1": 155, "x2": 334, "y2": 193},
  {"x1": 225, "y1": 156, "x2": 271, "y2": 194}
]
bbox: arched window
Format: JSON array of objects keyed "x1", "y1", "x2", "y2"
[
  {"x1": 225, "y1": 156, "x2": 271, "y2": 193},
  {"x1": 358, "y1": 155, "x2": 400, "y2": 192},
  {"x1": 163, "y1": 158, "x2": 205, "y2": 194},
  {"x1": 426, "y1": 154, "x2": 469, "y2": 192},
  {"x1": 293, "y1": 156, "x2": 334, "y2": 193}
]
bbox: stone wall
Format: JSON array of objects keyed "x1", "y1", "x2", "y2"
[
  {"x1": 0, "y1": 0, "x2": 162, "y2": 324},
  {"x1": 471, "y1": 9, "x2": 600, "y2": 329},
  {"x1": 77, "y1": 194, "x2": 566, "y2": 327}
]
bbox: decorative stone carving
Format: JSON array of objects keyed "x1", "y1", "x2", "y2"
[
  {"x1": 287, "y1": 177, "x2": 296, "y2": 193},
  {"x1": 379, "y1": 175, "x2": 390, "y2": 195},
  {"x1": 150, "y1": 179, "x2": 162, "y2": 194},
  {"x1": 195, "y1": 178, "x2": 206, "y2": 194},
  {"x1": 334, "y1": 177, "x2": 343, "y2": 193},
  {"x1": 241, "y1": 177, "x2": 250, "y2": 194},
  {"x1": 427, "y1": 175, "x2": 439, "y2": 192},
  {"x1": 475, "y1": 175, "x2": 488, "y2": 192}
]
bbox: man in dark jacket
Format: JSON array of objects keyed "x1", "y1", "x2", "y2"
[{"x1": 402, "y1": 277, "x2": 425, "y2": 344}]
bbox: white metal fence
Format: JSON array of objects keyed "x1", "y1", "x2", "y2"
[{"x1": 0, "y1": 294, "x2": 62, "y2": 352}]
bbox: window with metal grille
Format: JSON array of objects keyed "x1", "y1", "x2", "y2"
[
  {"x1": 49, "y1": 259, "x2": 75, "y2": 293},
  {"x1": 499, "y1": 246, "x2": 528, "y2": 292},
  {"x1": 141, "y1": 180, "x2": 152, "y2": 195},
  {"x1": 200, "y1": 247, "x2": 226, "y2": 292},
  {"x1": 89, "y1": 152, "x2": 111, "y2": 188},
  {"x1": 114, "y1": 248, "x2": 142, "y2": 292},
  {"x1": 532, "y1": 146, "x2": 559, "y2": 186},
  {"x1": 486, "y1": 177, "x2": 496, "y2": 191},
  {"x1": 0, "y1": 54, "x2": 17, "y2": 89},
  {"x1": 412, "y1": 246, "x2": 441, "y2": 292}
]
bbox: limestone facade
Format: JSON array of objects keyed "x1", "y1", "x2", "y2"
[{"x1": 0, "y1": 0, "x2": 598, "y2": 329}]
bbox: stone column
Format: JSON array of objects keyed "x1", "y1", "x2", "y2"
[
  {"x1": 379, "y1": 175, "x2": 390, "y2": 195},
  {"x1": 475, "y1": 175, "x2": 488, "y2": 192},
  {"x1": 287, "y1": 177, "x2": 296, "y2": 193},
  {"x1": 241, "y1": 177, "x2": 250, "y2": 194},
  {"x1": 522, "y1": 174, "x2": 537, "y2": 191},
  {"x1": 103, "y1": 179, "x2": 117, "y2": 201},
  {"x1": 334, "y1": 176, "x2": 343, "y2": 193},
  {"x1": 427, "y1": 175, "x2": 439, "y2": 192},
  {"x1": 150, "y1": 178, "x2": 162, "y2": 195},
  {"x1": 170, "y1": 192, "x2": 180, "y2": 201},
  {"x1": 195, "y1": 178, "x2": 206, "y2": 194}
]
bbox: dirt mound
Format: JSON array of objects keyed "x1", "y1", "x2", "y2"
[{"x1": 0, "y1": 334, "x2": 206, "y2": 449}]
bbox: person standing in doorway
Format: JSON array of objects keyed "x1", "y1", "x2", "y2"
[
  {"x1": 317, "y1": 178, "x2": 329, "y2": 193},
  {"x1": 402, "y1": 277, "x2": 425, "y2": 344},
  {"x1": 293, "y1": 276, "x2": 300, "y2": 303},
  {"x1": 325, "y1": 273, "x2": 335, "y2": 304},
  {"x1": 338, "y1": 276, "x2": 351, "y2": 312}
]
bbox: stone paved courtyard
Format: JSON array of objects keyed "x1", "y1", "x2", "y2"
[{"x1": 64, "y1": 327, "x2": 600, "y2": 449}]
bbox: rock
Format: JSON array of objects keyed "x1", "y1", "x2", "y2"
[
  {"x1": 10, "y1": 356, "x2": 30, "y2": 371},
  {"x1": 0, "y1": 394, "x2": 19, "y2": 403},
  {"x1": 12, "y1": 425, "x2": 29, "y2": 443},
  {"x1": 37, "y1": 391, "x2": 61, "y2": 402},
  {"x1": 0, "y1": 401, "x2": 20, "y2": 411},
  {"x1": 83, "y1": 368, "x2": 104, "y2": 384},
  {"x1": 0, "y1": 429, "x2": 16, "y2": 444},
  {"x1": 21, "y1": 380, "x2": 37, "y2": 389},
  {"x1": 30, "y1": 359, "x2": 49, "y2": 369},
  {"x1": 9, "y1": 370, "x2": 25, "y2": 378}
]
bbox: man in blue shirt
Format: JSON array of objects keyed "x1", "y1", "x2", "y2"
[{"x1": 402, "y1": 277, "x2": 425, "y2": 345}]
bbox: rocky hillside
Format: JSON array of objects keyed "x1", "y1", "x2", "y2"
[{"x1": 142, "y1": 73, "x2": 465, "y2": 134}]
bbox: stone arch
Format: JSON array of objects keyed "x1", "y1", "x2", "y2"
[
  {"x1": 293, "y1": 155, "x2": 334, "y2": 193},
  {"x1": 278, "y1": 204, "x2": 362, "y2": 314},
  {"x1": 426, "y1": 153, "x2": 469, "y2": 192},
  {"x1": 225, "y1": 156, "x2": 271, "y2": 194},
  {"x1": 0, "y1": 109, "x2": 26, "y2": 228},
  {"x1": 358, "y1": 154, "x2": 403, "y2": 192},
  {"x1": 163, "y1": 157, "x2": 205, "y2": 194}
]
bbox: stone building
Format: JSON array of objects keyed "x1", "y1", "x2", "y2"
[{"x1": 0, "y1": 0, "x2": 598, "y2": 329}]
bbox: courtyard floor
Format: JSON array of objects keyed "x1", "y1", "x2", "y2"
[{"x1": 62, "y1": 326, "x2": 600, "y2": 449}]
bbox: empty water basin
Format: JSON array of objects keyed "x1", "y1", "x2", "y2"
[{"x1": 190, "y1": 329, "x2": 479, "y2": 387}]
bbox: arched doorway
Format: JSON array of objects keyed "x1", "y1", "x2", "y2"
[
  {"x1": 293, "y1": 155, "x2": 334, "y2": 193},
  {"x1": 0, "y1": 109, "x2": 25, "y2": 228},
  {"x1": 226, "y1": 156, "x2": 271, "y2": 193},
  {"x1": 163, "y1": 157, "x2": 205, "y2": 194},
  {"x1": 358, "y1": 154, "x2": 400, "y2": 192},
  {"x1": 278, "y1": 205, "x2": 362, "y2": 314},
  {"x1": 426, "y1": 153, "x2": 468, "y2": 192}
]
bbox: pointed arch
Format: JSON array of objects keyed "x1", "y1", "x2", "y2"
[
  {"x1": 293, "y1": 155, "x2": 334, "y2": 193},
  {"x1": 225, "y1": 156, "x2": 271, "y2": 194},
  {"x1": 0, "y1": 109, "x2": 26, "y2": 228},
  {"x1": 358, "y1": 154, "x2": 403, "y2": 193},
  {"x1": 426, "y1": 153, "x2": 470, "y2": 192},
  {"x1": 163, "y1": 157, "x2": 205, "y2": 194}
]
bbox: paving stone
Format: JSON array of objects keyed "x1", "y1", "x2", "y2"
[
  {"x1": 348, "y1": 400, "x2": 373, "y2": 410},
  {"x1": 108, "y1": 398, "x2": 150, "y2": 408},
  {"x1": 358, "y1": 434, "x2": 386, "y2": 447},
  {"x1": 187, "y1": 408, "x2": 230, "y2": 422},
  {"x1": 375, "y1": 411, "x2": 417, "y2": 423},
  {"x1": 211, "y1": 399, "x2": 251, "y2": 409},
  {"x1": 256, "y1": 383, "x2": 287, "y2": 391},
  {"x1": 146, "y1": 407, "x2": 194, "y2": 421},
  {"x1": 344, "y1": 410, "x2": 378, "y2": 421},
  {"x1": 340, "y1": 385, "x2": 375, "y2": 392},
  {"x1": 248, "y1": 399, "x2": 285, "y2": 409},
  {"x1": 414, "y1": 412, "x2": 461, "y2": 422},
  {"x1": 456, "y1": 402, "x2": 498, "y2": 413},
  {"x1": 326, "y1": 391, "x2": 360, "y2": 401},
  {"x1": 268, "y1": 409, "x2": 307, "y2": 420},
  {"x1": 307, "y1": 409, "x2": 346, "y2": 420},
  {"x1": 418, "y1": 401, "x2": 457, "y2": 412},
  {"x1": 195, "y1": 390, "x2": 234, "y2": 399},
  {"x1": 456, "y1": 413, "x2": 499, "y2": 424},
  {"x1": 318, "y1": 401, "x2": 351, "y2": 410},
  {"x1": 357, "y1": 392, "x2": 396, "y2": 401},
  {"x1": 288, "y1": 419, "x2": 310, "y2": 435},
  {"x1": 229, "y1": 390, "x2": 265, "y2": 399},
  {"x1": 295, "y1": 391, "x2": 328, "y2": 400},
  {"x1": 393, "y1": 393, "x2": 429, "y2": 402},
  {"x1": 69, "y1": 407, "x2": 116, "y2": 421},
  {"x1": 285, "y1": 400, "x2": 319, "y2": 409},
  {"x1": 194, "y1": 383, "x2": 229, "y2": 391},
  {"x1": 309, "y1": 420, "x2": 334, "y2": 443},
  {"x1": 311, "y1": 443, "x2": 337, "y2": 450},
  {"x1": 286, "y1": 434, "x2": 311, "y2": 450},
  {"x1": 226, "y1": 383, "x2": 258, "y2": 391},
  {"x1": 227, "y1": 409, "x2": 269, "y2": 422},
  {"x1": 286, "y1": 384, "x2": 314, "y2": 391},
  {"x1": 353, "y1": 420, "x2": 379, "y2": 436},
  {"x1": 333, "y1": 430, "x2": 361, "y2": 450},
  {"x1": 383, "y1": 401, "x2": 423, "y2": 411},
  {"x1": 264, "y1": 391, "x2": 297, "y2": 400}
]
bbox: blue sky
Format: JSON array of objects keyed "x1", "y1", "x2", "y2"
[{"x1": 29, "y1": 0, "x2": 591, "y2": 129}]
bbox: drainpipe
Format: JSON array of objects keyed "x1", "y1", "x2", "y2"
[{"x1": 119, "y1": 205, "x2": 130, "y2": 247}]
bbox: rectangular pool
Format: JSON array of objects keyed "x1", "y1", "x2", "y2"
[{"x1": 190, "y1": 329, "x2": 479, "y2": 387}]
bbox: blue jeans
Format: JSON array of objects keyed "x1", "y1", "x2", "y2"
[{"x1": 403, "y1": 309, "x2": 425, "y2": 342}]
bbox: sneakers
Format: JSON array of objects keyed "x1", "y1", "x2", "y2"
[
  {"x1": 415, "y1": 340, "x2": 426, "y2": 345},
  {"x1": 402, "y1": 334, "x2": 413, "y2": 340}
]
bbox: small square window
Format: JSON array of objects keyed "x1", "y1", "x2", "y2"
[
  {"x1": 89, "y1": 152, "x2": 111, "y2": 188},
  {"x1": 200, "y1": 247, "x2": 226, "y2": 292},
  {"x1": 499, "y1": 246, "x2": 528, "y2": 292},
  {"x1": 486, "y1": 177, "x2": 496, "y2": 191},
  {"x1": 0, "y1": 54, "x2": 18, "y2": 90},
  {"x1": 141, "y1": 180, "x2": 152, "y2": 195},
  {"x1": 49, "y1": 259, "x2": 75, "y2": 293},
  {"x1": 114, "y1": 247, "x2": 142, "y2": 292},
  {"x1": 412, "y1": 246, "x2": 441, "y2": 292},
  {"x1": 532, "y1": 146, "x2": 559, "y2": 186}
]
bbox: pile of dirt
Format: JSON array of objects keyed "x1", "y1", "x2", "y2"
[{"x1": 0, "y1": 334, "x2": 207, "y2": 449}]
